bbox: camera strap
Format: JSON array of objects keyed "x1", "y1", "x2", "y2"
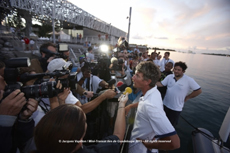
[{"x1": 39, "y1": 99, "x2": 50, "y2": 114}]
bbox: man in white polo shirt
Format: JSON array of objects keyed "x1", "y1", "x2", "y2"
[
  {"x1": 157, "y1": 61, "x2": 202, "y2": 127},
  {"x1": 160, "y1": 52, "x2": 174, "y2": 72},
  {"x1": 128, "y1": 61, "x2": 180, "y2": 153}
]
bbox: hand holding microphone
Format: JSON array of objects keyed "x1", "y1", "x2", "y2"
[
  {"x1": 118, "y1": 92, "x2": 129, "y2": 107},
  {"x1": 118, "y1": 87, "x2": 133, "y2": 107}
]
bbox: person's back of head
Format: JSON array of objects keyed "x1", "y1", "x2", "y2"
[
  {"x1": 88, "y1": 47, "x2": 92, "y2": 52},
  {"x1": 34, "y1": 104, "x2": 86, "y2": 153}
]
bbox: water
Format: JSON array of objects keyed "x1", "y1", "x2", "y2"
[{"x1": 150, "y1": 51, "x2": 230, "y2": 153}]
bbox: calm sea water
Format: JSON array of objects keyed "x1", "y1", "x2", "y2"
[{"x1": 149, "y1": 50, "x2": 230, "y2": 153}]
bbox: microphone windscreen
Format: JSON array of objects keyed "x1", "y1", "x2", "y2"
[
  {"x1": 118, "y1": 84, "x2": 127, "y2": 92},
  {"x1": 117, "y1": 81, "x2": 124, "y2": 87},
  {"x1": 123, "y1": 87, "x2": 132, "y2": 95}
]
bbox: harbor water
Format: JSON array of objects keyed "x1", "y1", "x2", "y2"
[{"x1": 150, "y1": 50, "x2": 230, "y2": 153}]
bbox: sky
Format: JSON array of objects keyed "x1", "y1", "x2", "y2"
[{"x1": 68, "y1": 0, "x2": 230, "y2": 54}]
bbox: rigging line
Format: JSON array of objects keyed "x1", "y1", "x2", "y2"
[{"x1": 180, "y1": 115, "x2": 230, "y2": 152}]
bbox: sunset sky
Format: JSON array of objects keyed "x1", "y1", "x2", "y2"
[{"x1": 68, "y1": 0, "x2": 230, "y2": 54}]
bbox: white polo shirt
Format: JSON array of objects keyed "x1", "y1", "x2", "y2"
[
  {"x1": 161, "y1": 74, "x2": 201, "y2": 111},
  {"x1": 160, "y1": 58, "x2": 174, "y2": 72},
  {"x1": 129, "y1": 86, "x2": 176, "y2": 153}
]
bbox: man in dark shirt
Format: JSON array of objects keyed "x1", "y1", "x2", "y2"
[{"x1": 158, "y1": 62, "x2": 173, "y2": 100}]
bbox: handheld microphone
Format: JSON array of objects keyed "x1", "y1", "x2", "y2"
[
  {"x1": 107, "y1": 79, "x2": 116, "y2": 86},
  {"x1": 123, "y1": 87, "x2": 132, "y2": 95},
  {"x1": 115, "y1": 84, "x2": 127, "y2": 94},
  {"x1": 116, "y1": 81, "x2": 123, "y2": 87}
]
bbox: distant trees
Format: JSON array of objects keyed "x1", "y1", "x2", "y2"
[{"x1": 7, "y1": 10, "x2": 25, "y2": 29}]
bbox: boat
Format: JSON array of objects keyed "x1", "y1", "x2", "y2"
[{"x1": 192, "y1": 107, "x2": 230, "y2": 153}]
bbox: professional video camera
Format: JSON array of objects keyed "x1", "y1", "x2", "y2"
[
  {"x1": 2, "y1": 57, "x2": 58, "y2": 99},
  {"x1": 113, "y1": 37, "x2": 129, "y2": 53},
  {"x1": 21, "y1": 70, "x2": 77, "y2": 91},
  {"x1": 40, "y1": 43, "x2": 69, "y2": 60},
  {"x1": 3, "y1": 57, "x2": 77, "y2": 100},
  {"x1": 57, "y1": 43, "x2": 70, "y2": 60}
]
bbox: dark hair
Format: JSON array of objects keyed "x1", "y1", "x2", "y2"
[
  {"x1": 174, "y1": 61, "x2": 187, "y2": 71},
  {"x1": 166, "y1": 62, "x2": 173, "y2": 67},
  {"x1": 165, "y1": 52, "x2": 170, "y2": 56},
  {"x1": 88, "y1": 47, "x2": 92, "y2": 52},
  {"x1": 81, "y1": 62, "x2": 91, "y2": 73},
  {"x1": 136, "y1": 61, "x2": 160, "y2": 87},
  {"x1": 34, "y1": 104, "x2": 86, "y2": 153},
  {"x1": 0, "y1": 61, "x2": 5, "y2": 69},
  {"x1": 39, "y1": 42, "x2": 56, "y2": 54},
  {"x1": 147, "y1": 59, "x2": 153, "y2": 62}
]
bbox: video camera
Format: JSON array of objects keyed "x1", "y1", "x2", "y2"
[
  {"x1": 114, "y1": 37, "x2": 129, "y2": 52},
  {"x1": 2, "y1": 57, "x2": 77, "y2": 99},
  {"x1": 21, "y1": 70, "x2": 77, "y2": 92},
  {"x1": 40, "y1": 43, "x2": 69, "y2": 60}
]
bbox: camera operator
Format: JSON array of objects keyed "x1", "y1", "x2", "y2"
[
  {"x1": 0, "y1": 76, "x2": 38, "y2": 153},
  {"x1": 20, "y1": 43, "x2": 91, "y2": 100},
  {"x1": 21, "y1": 42, "x2": 57, "y2": 74},
  {"x1": 47, "y1": 58, "x2": 115, "y2": 113},
  {"x1": 110, "y1": 57, "x2": 132, "y2": 87},
  {"x1": 47, "y1": 58, "x2": 82, "y2": 106}
]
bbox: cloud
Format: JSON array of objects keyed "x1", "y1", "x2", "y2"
[
  {"x1": 132, "y1": 34, "x2": 144, "y2": 39},
  {"x1": 154, "y1": 37, "x2": 168, "y2": 39}
]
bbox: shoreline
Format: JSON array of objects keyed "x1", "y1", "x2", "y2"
[{"x1": 202, "y1": 53, "x2": 230, "y2": 57}]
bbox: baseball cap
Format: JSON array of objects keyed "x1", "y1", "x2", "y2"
[{"x1": 47, "y1": 58, "x2": 72, "y2": 72}]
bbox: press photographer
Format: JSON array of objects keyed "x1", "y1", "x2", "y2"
[
  {"x1": 109, "y1": 57, "x2": 132, "y2": 87},
  {"x1": 0, "y1": 72, "x2": 38, "y2": 153},
  {"x1": 3, "y1": 57, "x2": 62, "y2": 100},
  {"x1": 30, "y1": 58, "x2": 117, "y2": 124}
]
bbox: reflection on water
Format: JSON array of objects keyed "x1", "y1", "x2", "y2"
[{"x1": 148, "y1": 50, "x2": 230, "y2": 153}]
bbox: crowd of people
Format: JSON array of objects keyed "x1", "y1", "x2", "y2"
[{"x1": 0, "y1": 38, "x2": 202, "y2": 153}]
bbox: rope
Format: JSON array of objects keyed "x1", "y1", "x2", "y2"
[{"x1": 180, "y1": 115, "x2": 230, "y2": 152}]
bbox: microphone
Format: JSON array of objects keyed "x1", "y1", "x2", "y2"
[
  {"x1": 107, "y1": 79, "x2": 116, "y2": 86},
  {"x1": 123, "y1": 87, "x2": 132, "y2": 95},
  {"x1": 115, "y1": 84, "x2": 127, "y2": 94},
  {"x1": 116, "y1": 81, "x2": 123, "y2": 87}
]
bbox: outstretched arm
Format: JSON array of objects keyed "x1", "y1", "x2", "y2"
[
  {"x1": 80, "y1": 89, "x2": 116, "y2": 114},
  {"x1": 113, "y1": 93, "x2": 129, "y2": 143}
]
